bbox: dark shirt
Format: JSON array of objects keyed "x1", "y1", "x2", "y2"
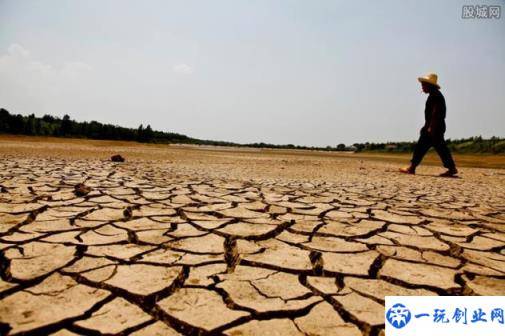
[{"x1": 423, "y1": 89, "x2": 446, "y2": 134}]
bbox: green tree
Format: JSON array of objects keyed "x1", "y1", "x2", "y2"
[
  {"x1": 137, "y1": 124, "x2": 144, "y2": 141},
  {"x1": 144, "y1": 125, "x2": 154, "y2": 142},
  {"x1": 0, "y1": 108, "x2": 10, "y2": 132},
  {"x1": 24, "y1": 114, "x2": 36, "y2": 135},
  {"x1": 60, "y1": 114, "x2": 72, "y2": 136}
]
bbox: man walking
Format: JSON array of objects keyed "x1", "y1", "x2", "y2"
[{"x1": 400, "y1": 73, "x2": 458, "y2": 177}]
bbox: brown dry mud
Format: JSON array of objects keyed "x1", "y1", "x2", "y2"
[{"x1": 0, "y1": 138, "x2": 504, "y2": 336}]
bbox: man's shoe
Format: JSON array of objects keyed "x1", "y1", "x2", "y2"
[
  {"x1": 399, "y1": 166, "x2": 415, "y2": 174},
  {"x1": 439, "y1": 168, "x2": 458, "y2": 177}
]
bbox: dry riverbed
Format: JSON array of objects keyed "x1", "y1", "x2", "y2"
[{"x1": 0, "y1": 136, "x2": 504, "y2": 335}]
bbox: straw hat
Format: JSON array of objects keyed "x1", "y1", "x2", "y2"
[{"x1": 418, "y1": 73, "x2": 440, "y2": 89}]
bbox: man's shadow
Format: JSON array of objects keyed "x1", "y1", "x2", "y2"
[
  {"x1": 418, "y1": 173, "x2": 461, "y2": 179},
  {"x1": 385, "y1": 169, "x2": 462, "y2": 179},
  {"x1": 393, "y1": 171, "x2": 462, "y2": 179}
]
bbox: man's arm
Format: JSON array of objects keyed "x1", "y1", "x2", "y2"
[{"x1": 427, "y1": 101, "x2": 442, "y2": 134}]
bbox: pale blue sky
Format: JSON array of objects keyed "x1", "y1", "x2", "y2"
[{"x1": 0, "y1": 0, "x2": 503, "y2": 146}]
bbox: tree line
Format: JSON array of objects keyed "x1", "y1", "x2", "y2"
[
  {"x1": 1, "y1": 108, "x2": 503, "y2": 153},
  {"x1": 0, "y1": 108, "x2": 197, "y2": 144},
  {"x1": 352, "y1": 136, "x2": 505, "y2": 154}
]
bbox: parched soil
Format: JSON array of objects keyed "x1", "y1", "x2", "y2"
[{"x1": 0, "y1": 137, "x2": 504, "y2": 336}]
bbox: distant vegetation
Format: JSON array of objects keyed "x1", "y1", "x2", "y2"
[
  {"x1": 0, "y1": 108, "x2": 227, "y2": 145},
  {"x1": 1, "y1": 108, "x2": 504, "y2": 154},
  {"x1": 352, "y1": 137, "x2": 505, "y2": 154}
]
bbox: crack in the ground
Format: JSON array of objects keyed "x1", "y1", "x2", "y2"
[{"x1": 1, "y1": 158, "x2": 504, "y2": 335}]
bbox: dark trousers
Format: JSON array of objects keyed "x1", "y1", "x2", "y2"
[{"x1": 411, "y1": 130, "x2": 456, "y2": 169}]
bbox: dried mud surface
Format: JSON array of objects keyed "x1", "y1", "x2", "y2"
[{"x1": 0, "y1": 143, "x2": 504, "y2": 336}]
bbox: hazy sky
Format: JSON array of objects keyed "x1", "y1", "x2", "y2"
[{"x1": 0, "y1": 0, "x2": 504, "y2": 146}]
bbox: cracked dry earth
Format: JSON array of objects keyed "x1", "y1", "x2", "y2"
[{"x1": 0, "y1": 155, "x2": 504, "y2": 336}]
